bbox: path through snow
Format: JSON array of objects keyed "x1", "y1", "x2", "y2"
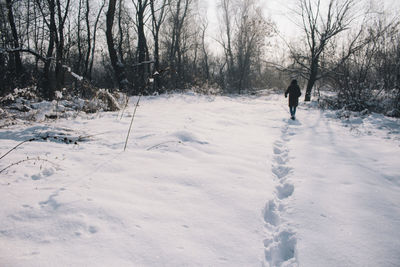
[
  {"x1": 0, "y1": 93, "x2": 399, "y2": 266},
  {"x1": 287, "y1": 107, "x2": 400, "y2": 266},
  {"x1": 263, "y1": 119, "x2": 299, "y2": 266}
]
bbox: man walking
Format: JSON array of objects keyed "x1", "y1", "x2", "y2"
[{"x1": 285, "y1": 79, "x2": 302, "y2": 120}]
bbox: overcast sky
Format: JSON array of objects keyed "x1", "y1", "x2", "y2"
[{"x1": 203, "y1": 0, "x2": 400, "y2": 54}]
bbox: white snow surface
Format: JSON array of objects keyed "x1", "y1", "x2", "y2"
[{"x1": 0, "y1": 93, "x2": 399, "y2": 266}]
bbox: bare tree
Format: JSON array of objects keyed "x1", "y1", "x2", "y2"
[
  {"x1": 88, "y1": 0, "x2": 106, "y2": 80},
  {"x1": 166, "y1": 0, "x2": 191, "y2": 88},
  {"x1": 235, "y1": 1, "x2": 271, "y2": 92},
  {"x1": 54, "y1": 0, "x2": 71, "y2": 90},
  {"x1": 150, "y1": 0, "x2": 167, "y2": 91},
  {"x1": 218, "y1": 0, "x2": 235, "y2": 91},
  {"x1": 106, "y1": 0, "x2": 129, "y2": 91},
  {"x1": 199, "y1": 14, "x2": 209, "y2": 81},
  {"x1": 330, "y1": 15, "x2": 400, "y2": 113},
  {"x1": 132, "y1": 0, "x2": 150, "y2": 92},
  {"x1": 75, "y1": 0, "x2": 83, "y2": 74},
  {"x1": 117, "y1": 0, "x2": 125, "y2": 65},
  {"x1": 5, "y1": 0, "x2": 24, "y2": 78},
  {"x1": 218, "y1": 0, "x2": 273, "y2": 93},
  {"x1": 84, "y1": 0, "x2": 92, "y2": 77},
  {"x1": 150, "y1": 0, "x2": 167, "y2": 74},
  {"x1": 293, "y1": 0, "x2": 356, "y2": 101},
  {"x1": 32, "y1": 0, "x2": 71, "y2": 98},
  {"x1": 35, "y1": 0, "x2": 57, "y2": 98}
]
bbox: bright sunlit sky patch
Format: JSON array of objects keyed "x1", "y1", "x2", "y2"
[{"x1": 203, "y1": 0, "x2": 400, "y2": 54}]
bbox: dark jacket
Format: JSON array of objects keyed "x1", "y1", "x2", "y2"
[{"x1": 285, "y1": 81, "x2": 301, "y2": 107}]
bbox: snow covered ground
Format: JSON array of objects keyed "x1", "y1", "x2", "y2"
[{"x1": 0, "y1": 93, "x2": 399, "y2": 266}]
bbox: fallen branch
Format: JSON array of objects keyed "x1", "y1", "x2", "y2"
[
  {"x1": 124, "y1": 95, "x2": 142, "y2": 151},
  {"x1": 0, "y1": 138, "x2": 37, "y2": 161},
  {"x1": 0, "y1": 157, "x2": 58, "y2": 174},
  {"x1": 146, "y1": 141, "x2": 182, "y2": 151},
  {"x1": 0, "y1": 134, "x2": 87, "y2": 161}
]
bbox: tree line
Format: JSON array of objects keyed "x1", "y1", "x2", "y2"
[
  {"x1": 1, "y1": 0, "x2": 399, "y2": 115},
  {"x1": 0, "y1": 0, "x2": 276, "y2": 98},
  {"x1": 285, "y1": 0, "x2": 400, "y2": 114}
]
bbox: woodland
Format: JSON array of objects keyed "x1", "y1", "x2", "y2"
[{"x1": 1, "y1": 0, "x2": 399, "y2": 116}]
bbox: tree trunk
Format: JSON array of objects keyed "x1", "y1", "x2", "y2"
[
  {"x1": 136, "y1": 0, "x2": 148, "y2": 93},
  {"x1": 117, "y1": 0, "x2": 124, "y2": 65},
  {"x1": 305, "y1": 59, "x2": 318, "y2": 101},
  {"x1": 89, "y1": 0, "x2": 105, "y2": 80},
  {"x1": 84, "y1": 0, "x2": 91, "y2": 77},
  {"x1": 55, "y1": 0, "x2": 70, "y2": 91},
  {"x1": 40, "y1": 0, "x2": 57, "y2": 99},
  {"x1": 76, "y1": 0, "x2": 83, "y2": 74},
  {"x1": 201, "y1": 24, "x2": 209, "y2": 81},
  {"x1": 6, "y1": 0, "x2": 24, "y2": 77},
  {"x1": 106, "y1": 0, "x2": 128, "y2": 92},
  {"x1": 150, "y1": 0, "x2": 166, "y2": 91}
]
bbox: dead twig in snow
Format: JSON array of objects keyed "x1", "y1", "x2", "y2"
[
  {"x1": 0, "y1": 133, "x2": 90, "y2": 161},
  {"x1": 0, "y1": 138, "x2": 37, "y2": 161},
  {"x1": 124, "y1": 95, "x2": 142, "y2": 151},
  {"x1": 0, "y1": 157, "x2": 59, "y2": 174},
  {"x1": 119, "y1": 96, "x2": 130, "y2": 120},
  {"x1": 146, "y1": 141, "x2": 182, "y2": 151}
]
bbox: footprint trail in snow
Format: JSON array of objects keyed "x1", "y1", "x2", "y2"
[{"x1": 263, "y1": 121, "x2": 298, "y2": 266}]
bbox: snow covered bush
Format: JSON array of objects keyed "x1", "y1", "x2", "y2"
[
  {"x1": 0, "y1": 86, "x2": 126, "y2": 123},
  {"x1": 189, "y1": 83, "x2": 222, "y2": 95},
  {"x1": 0, "y1": 86, "x2": 39, "y2": 105}
]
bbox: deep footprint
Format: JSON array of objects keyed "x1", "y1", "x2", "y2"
[
  {"x1": 263, "y1": 200, "x2": 280, "y2": 227},
  {"x1": 273, "y1": 155, "x2": 288, "y2": 165},
  {"x1": 264, "y1": 230, "x2": 297, "y2": 266},
  {"x1": 276, "y1": 183, "x2": 294, "y2": 200},
  {"x1": 272, "y1": 165, "x2": 292, "y2": 179},
  {"x1": 273, "y1": 144, "x2": 288, "y2": 155},
  {"x1": 274, "y1": 140, "x2": 284, "y2": 147}
]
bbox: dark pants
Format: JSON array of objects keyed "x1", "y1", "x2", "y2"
[{"x1": 289, "y1": 106, "x2": 297, "y2": 117}]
